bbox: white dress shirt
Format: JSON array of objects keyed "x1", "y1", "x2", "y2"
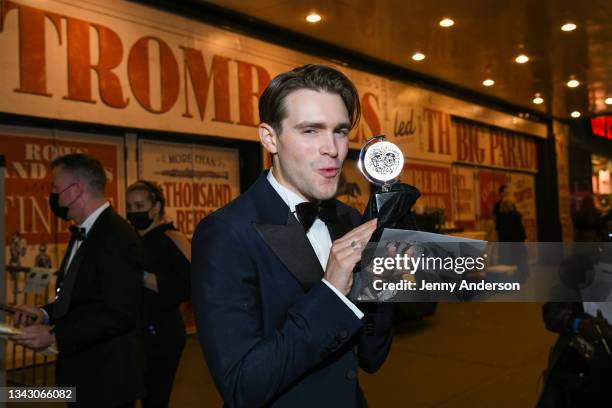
[
  {"x1": 64, "y1": 202, "x2": 110, "y2": 273},
  {"x1": 267, "y1": 171, "x2": 363, "y2": 319}
]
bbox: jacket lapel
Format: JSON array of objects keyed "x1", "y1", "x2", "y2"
[
  {"x1": 53, "y1": 241, "x2": 88, "y2": 318},
  {"x1": 249, "y1": 172, "x2": 325, "y2": 291},
  {"x1": 53, "y1": 207, "x2": 112, "y2": 319},
  {"x1": 55, "y1": 236, "x2": 76, "y2": 289},
  {"x1": 255, "y1": 213, "x2": 324, "y2": 291}
]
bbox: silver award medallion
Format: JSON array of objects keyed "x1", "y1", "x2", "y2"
[{"x1": 358, "y1": 136, "x2": 404, "y2": 190}]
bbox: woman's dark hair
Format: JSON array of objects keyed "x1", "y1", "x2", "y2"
[
  {"x1": 258, "y1": 64, "x2": 361, "y2": 135},
  {"x1": 127, "y1": 180, "x2": 165, "y2": 217}
]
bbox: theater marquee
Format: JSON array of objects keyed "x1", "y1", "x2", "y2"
[{"x1": 0, "y1": 0, "x2": 384, "y2": 144}]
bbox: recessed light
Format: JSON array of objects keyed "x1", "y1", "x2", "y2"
[
  {"x1": 515, "y1": 54, "x2": 529, "y2": 64},
  {"x1": 605, "y1": 97, "x2": 612, "y2": 105},
  {"x1": 482, "y1": 79, "x2": 495, "y2": 87},
  {"x1": 412, "y1": 52, "x2": 426, "y2": 61},
  {"x1": 567, "y1": 79, "x2": 580, "y2": 88},
  {"x1": 561, "y1": 23, "x2": 577, "y2": 32},
  {"x1": 305, "y1": 13, "x2": 322, "y2": 23},
  {"x1": 533, "y1": 94, "x2": 544, "y2": 104},
  {"x1": 439, "y1": 18, "x2": 454, "y2": 28},
  {"x1": 571, "y1": 111, "x2": 581, "y2": 118}
]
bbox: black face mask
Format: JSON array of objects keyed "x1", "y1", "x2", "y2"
[
  {"x1": 49, "y1": 183, "x2": 77, "y2": 221},
  {"x1": 127, "y1": 211, "x2": 154, "y2": 231}
]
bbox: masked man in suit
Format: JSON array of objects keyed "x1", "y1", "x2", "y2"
[
  {"x1": 192, "y1": 64, "x2": 394, "y2": 407},
  {"x1": 13, "y1": 153, "x2": 145, "y2": 408}
]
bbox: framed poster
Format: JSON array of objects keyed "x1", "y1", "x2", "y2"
[
  {"x1": 138, "y1": 139, "x2": 240, "y2": 238},
  {"x1": 2, "y1": 126, "x2": 124, "y2": 271}
]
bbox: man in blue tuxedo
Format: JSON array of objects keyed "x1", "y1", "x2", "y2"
[{"x1": 192, "y1": 64, "x2": 393, "y2": 407}]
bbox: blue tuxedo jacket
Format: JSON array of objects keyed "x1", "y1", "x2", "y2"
[{"x1": 192, "y1": 172, "x2": 393, "y2": 407}]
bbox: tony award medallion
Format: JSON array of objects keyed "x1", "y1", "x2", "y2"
[
  {"x1": 358, "y1": 136, "x2": 403, "y2": 190},
  {"x1": 358, "y1": 135, "x2": 405, "y2": 211}
]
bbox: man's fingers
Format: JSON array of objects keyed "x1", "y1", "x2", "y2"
[
  {"x1": 337, "y1": 219, "x2": 377, "y2": 243},
  {"x1": 13, "y1": 327, "x2": 34, "y2": 339},
  {"x1": 11, "y1": 325, "x2": 50, "y2": 348},
  {"x1": 336, "y1": 224, "x2": 377, "y2": 251},
  {"x1": 332, "y1": 238, "x2": 364, "y2": 261},
  {"x1": 332, "y1": 244, "x2": 367, "y2": 271},
  {"x1": 11, "y1": 333, "x2": 34, "y2": 342},
  {"x1": 11, "y1": 337, "x2": 37, "y2": 349},
  {"x1": 15, "y1": 315, "x2": 29, "y2": 328},
  {"x1": 12, "y1": 306, "x2": 41, "y2": 327},
  {"x1": 332, "y1": 223, "x2": 378, "y2": 264}
]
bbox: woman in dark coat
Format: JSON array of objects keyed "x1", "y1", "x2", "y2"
[{"x1": 127, "y1": 180, "x2": 191, "y2": 408}]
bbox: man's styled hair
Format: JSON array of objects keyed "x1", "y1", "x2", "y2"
[
  {"x1": 127, "y1": 179, "x2": 166, "y2": 217},
  {"x1": 259, "y1": 64, "x2": 361, "y2": 135},
  {"x1": 51, "y1": 153, "x2": 107, "y2": 194}
]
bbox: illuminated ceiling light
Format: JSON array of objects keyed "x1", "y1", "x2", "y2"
[
  {"x1": 561, "y1": 22, "x2": 577, "y2": 32},
  {"x1": 570, "y1": 111, "x2": 581, "y2": 118},
  {"x1": 567, "y1": 78, "x2": 580, "y2": 88},
  {"x1": 533, "y1": 94, "x2": 544, "y2": 104},
  {"x1": 605, "y1": 97, "x2": 612, "y2": 105},
  {"x1": 305, "y1": 13, "x2": 322, "y2": 23},
  {"x1": 412, "y1": 52, "x2": 426, "y2": 61},
  {"x1": 515, "y1": 54, "x2": 529, "y2": 64},
  {"x1": 482, "y1": 79, "x2": 495, "y2": 87},
  {"x1": 439, "y1": 18, "x2": 454, "y2": 28}
]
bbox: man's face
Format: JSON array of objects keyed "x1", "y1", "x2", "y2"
[
  {"x1": 268, "y1": 89, "x2": 351, "y2": 202},
  {"x1": 51, "y1": 166, "x2": 81, "y2": 217}
]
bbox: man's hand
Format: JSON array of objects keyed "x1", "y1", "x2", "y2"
[
  {"x1": 12, "y1": 305, "x2": 44, "y2": 328},
  {"x1": 325, "y1": 219, "x2": 377, "y2": 296},
  {"x1": 11, "y1": 325, "x2": 54, "y2": 351}
]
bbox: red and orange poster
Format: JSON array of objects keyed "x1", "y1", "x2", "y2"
[{"x1": 3, "y1": 133, "x2": 122, "y2": 269}]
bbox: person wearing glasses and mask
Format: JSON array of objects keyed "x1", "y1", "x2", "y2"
[
  {"x1": 126, "y1": 180, "x2": 191, "y2": 408},
  {"x1": 13, "y1": 154, "x2": 145, "y2": 408}
]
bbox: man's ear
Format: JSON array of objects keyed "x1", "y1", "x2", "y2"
[
  {"x1": 259, "y1": 123, "x2": 278, "y2": 155},
  {"x1": 74, "y1": 177, "x2": 87, "y2": 197}
]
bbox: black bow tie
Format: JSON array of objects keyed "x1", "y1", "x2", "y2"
[
  {"x1": 295, "y1": 201, "x2": 337, "y2": 232},
  {"x1": 69, "y1": 225, "x2": 87, "y2": 241}
]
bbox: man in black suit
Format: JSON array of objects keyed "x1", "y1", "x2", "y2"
[
  {"x1": 192, "y1": 64, "x2": 393, "y2": 407},
  {"x1": 13, "y1": 153, "x2": 145, "y2": 408}
]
